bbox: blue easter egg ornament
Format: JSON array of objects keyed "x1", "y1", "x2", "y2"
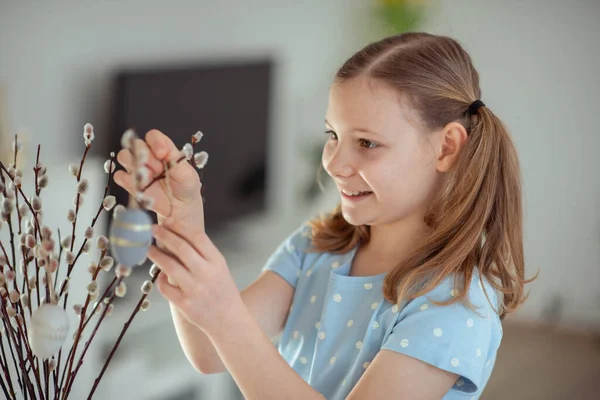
[{"x1": 109, "y1": 208, "x2": 153, "y2": 267}]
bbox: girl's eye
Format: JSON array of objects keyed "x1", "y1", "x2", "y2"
[
  {"x1": 360, "y1": 139, "x2": 379, "y2": 149},
  {"x1": 325, "y1": 130, "x2": 337, "y2": 140}
]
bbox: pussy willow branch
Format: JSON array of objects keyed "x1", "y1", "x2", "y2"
[
  {"x1": 60, "y1": 249, "x2": 107, "y2": 394},
  {"x1": 0, "y1": 247, "x2": 21, "y2": 398},
  {"x1": 0, "y1": 345, "x2": 11, "y2": 399},
  {"x1": 61, "y1": 271, "x2": 118, "y2": 393},
  {"x1": 16, "y1": 322, "x2": 45, "y2": 400},
  {"x1": 141, "y1": 154, "x2": 187, "y2": 192},
  {"x1": 86, "y1": 271, "x2": 160, "y2": 400},
  {"x1": 80, "y1": 276, "x2": 117, "y2": 332},
  {"x1": 55, "y1": 152, "x2": 115, "y2": 392},
  {"x1": 0, "y1": 314, "x2": 16, "y2": 399},
  {"x1": 0, "y1": 165, "x2": 17, "y2": 276},
  {"x1": 64, "y1": 276, "x2": 124, "y2": 399},
  {"x1": 0, "y1": 300, "x2": 32, "y2": 398},
  {"x1": 32, "y1": 146, "x2": 50, "y2": 398},
  {"x1": 0, "y1": 157, "x2": 49, "y2": 397}
]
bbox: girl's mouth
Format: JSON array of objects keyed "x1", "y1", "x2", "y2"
[{"x1": 341, "y1": 189, "x2": 373, "y2": 201}]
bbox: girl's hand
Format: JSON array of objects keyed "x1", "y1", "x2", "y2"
[
  {"x1": 148, "y1": 217, "x2": 244, "y2": 334},
  {"x1": 113, "y1": 129, "x2": 204, "y2": 228}
]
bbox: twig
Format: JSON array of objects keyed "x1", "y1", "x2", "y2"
[
  {"x1": 61, "y1": 249, "x2": 106, "y2": 394},
  {"x1": 141, "y1": 154, "x2": 187, "y2": 192},
  {"x1": 0, "y1": 370, "x2": 10, "y2": 400},
  {"x1": 55, "y1": 150, "x2": 113, "y2": 393},
  {"x1": 64, "y1": 277, "x2": 123, "y2": 398},
  {"x1": 0, "y1": 331, "x2": 16, "y2": 398},
  {"x1": 0, "y1": 303, "x2": 33, "y2": 398},
  {"x1": 86, "y1": 271, "x2": 160, "y2": 399},
  {"x1": 81, "y1": 277, "x2": 117, "y2": 332},
  {"x1": 16, "y1": 323, "x2": 46, "y2": 400}
]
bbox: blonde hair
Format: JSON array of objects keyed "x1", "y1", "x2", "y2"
[{"x1": 308, "y1": 32, "x2": 536, "y2": 319}]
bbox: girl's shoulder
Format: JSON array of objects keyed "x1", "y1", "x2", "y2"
[{"x1": 398, "y1": 270, "x2": 503, "y2": 330}]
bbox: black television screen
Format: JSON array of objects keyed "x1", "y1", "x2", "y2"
[{"x1": 107, "y1": 59, "x2": 273, "y2": 236}]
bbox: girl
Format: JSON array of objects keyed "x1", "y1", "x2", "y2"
[{"x1": 114, "y1": 32, "x2": 532, "y2": 400}]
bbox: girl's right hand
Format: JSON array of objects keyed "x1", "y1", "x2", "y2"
[{"x1": 113, "y1": 129, "x2": 205, "y2": 230}]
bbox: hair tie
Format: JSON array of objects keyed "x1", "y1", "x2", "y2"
[{"x1": 467, "y1": 99, "x2": 485, "y2": 116}]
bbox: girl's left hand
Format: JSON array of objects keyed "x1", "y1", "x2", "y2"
[{"x1": 148, "y1": 217, "x2": 244, "y2": 334}]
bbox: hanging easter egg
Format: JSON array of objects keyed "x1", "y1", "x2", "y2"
[
  {"x1": 29, "y1": 303, "x2": 69, "y2": 360},
  {"x1": 109, "y1": 208, "x2": 153, "y2": 267}
]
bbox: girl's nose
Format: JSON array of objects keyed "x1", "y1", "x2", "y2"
[{"x1": 324, "y1": 145, "x2": 355, "y2": 179}]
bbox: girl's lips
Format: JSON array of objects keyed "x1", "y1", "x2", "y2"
[{"x1": 341, "y1": 190, "x2": 373, "y2": 201}]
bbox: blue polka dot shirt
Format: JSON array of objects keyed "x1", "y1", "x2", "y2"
[{"x1": 262, "y1": 223, "x2": 503, "y2": 400}]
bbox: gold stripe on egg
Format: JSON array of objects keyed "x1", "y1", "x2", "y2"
[
  {"x1": 112, "y1": 218, "x2": 152, "y2": 232},
  {"x1": 109, "y1": 236, "x2": 152, "y2": 248}
]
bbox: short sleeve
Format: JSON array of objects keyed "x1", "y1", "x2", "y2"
[
  {"x1": 381, "y1": 276, "x2": 503, "y2": 394},
  {"x1": 261, "y1": 223, "x2": 312, "y2": 288}
]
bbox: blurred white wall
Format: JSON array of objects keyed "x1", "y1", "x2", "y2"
[{"x1": 1, "y1": 0, "x2": 599, "y2": 332}]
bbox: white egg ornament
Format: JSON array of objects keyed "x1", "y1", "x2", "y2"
[
  {"x1": 109, "y1": 208, "x2": 153, "y2": 267},
  {"x1": 29, "y1": 303, "x2": 69, "y2": 359}
]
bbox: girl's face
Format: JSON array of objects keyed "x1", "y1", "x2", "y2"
[{"x1": 322, "y1": 76, "x2": 442, "y2": 227}]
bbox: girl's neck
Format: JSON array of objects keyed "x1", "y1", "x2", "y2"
[{"x1": 361, "y1": 214, "x2": 432, "y2": 271}]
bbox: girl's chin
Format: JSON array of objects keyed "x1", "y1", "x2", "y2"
[{"x1": 341, "y1": 209, "x2": 372, "y2": 226}]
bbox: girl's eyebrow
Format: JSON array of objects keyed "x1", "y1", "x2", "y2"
[{"x1": 325, "y1": 119, "x2": 385, "y2": 139}]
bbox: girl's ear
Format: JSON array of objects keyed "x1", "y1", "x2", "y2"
[{"x1": 436, "y1": 122, "x2": 468, "y2": 173}]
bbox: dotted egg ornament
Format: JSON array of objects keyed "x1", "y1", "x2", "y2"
[
  {"x1": 29, "y1": 303, "x2": 70, "y2": 360},
  {"x1": 109, "y1": 208, "x2": 153, "y2": 267}
]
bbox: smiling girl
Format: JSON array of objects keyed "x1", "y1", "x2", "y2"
[{"x1": 115, "y1": 32, "x2": 533, "y2": 400}]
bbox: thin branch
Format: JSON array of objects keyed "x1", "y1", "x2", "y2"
[
  {"x1": 86, "y1": 271, "x2": 159, "y2": 399},
  {"x1": 141, "y1": 154, "x2": 187, "y2": 192},
  {"x1": 64, "y1": 278, "x2": 123, "y2": 398},
  {"x1": 0, "y1": 332, "x2": 16, "y2": 398}
]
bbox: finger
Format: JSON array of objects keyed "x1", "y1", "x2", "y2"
[
  {"x1": 146, "y1": 130, "x2": 182, "y2": 163},
  {"x1": 117, "y1": 140, "x2": 164, "y2": 176},
  {"x1": 132, "y1": 138, "x2": 164, "y2": 175},
  {"x1": 162, "y1": 217, "x2": 220, "y2": 262},
  {"x1": 152, "y1": 224, "x2": 206, "y2": 271},
  {"x1": 156, "y1": 272, "x2": 186, "y2": 305},
  {"x1": 147, "y1": 244, "x2": 192, "y2": 289}
]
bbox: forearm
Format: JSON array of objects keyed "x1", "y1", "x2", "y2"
[
  {"x1": 205, "y1": 300, "x2": 324, "y2": 400},
  {"x1": 170, "y1": 303, "x2": 225, "y2": 373}
]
